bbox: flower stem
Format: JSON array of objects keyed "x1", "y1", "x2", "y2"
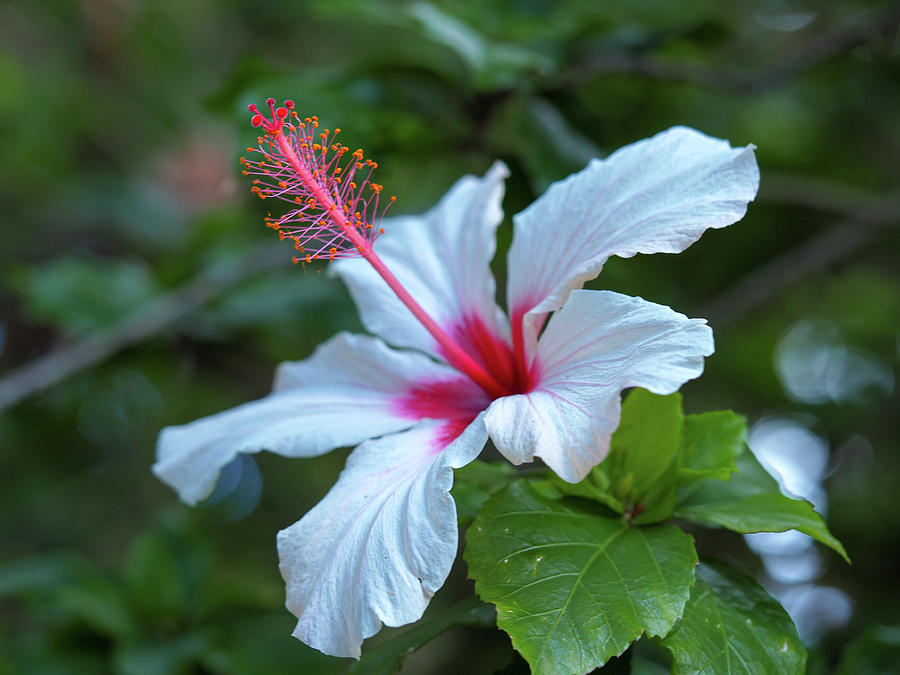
[{"x1": 274, "y1": 132, "x2": 508, "y2": 399}]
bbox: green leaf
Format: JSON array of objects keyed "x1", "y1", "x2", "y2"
[
  {"x1": 113, "y1": 634, "x2": 213, "y2": 675},
  {"x1": 675, "y1": 451, "x2": 849, "y2": 562},
  {"x1": 631, "y1": 655, "x2": 671, "y2": 675},
  {"x1": 408, "y1": 2, "x2": 552, "y2": 89},
  {"x1": 58, "y1": 579, "x2": 136, "y2": 640},
  {"x1": 492, "y1": 95, "x2": 601, "y2": 193},
  {"x1": 537, "y1": 468, "x2": 626, "y2": 515},
  {"x1": 677, "y1": 411, "x2": 746, "y2": 484},
  {"x1": 630, "y1": 639, "x2": 673, "y2": 675},
  {"x1": 452, "y1": 460, "x2": 517, "y2": 526},
  {"x1": 661, "y1": 561, "x2": 807, "y2": 675},
  {"x1": 408, "y1": 2, "x2": 487, "y2": 73},
  {"x1": 572, "y1": 389, "x2": 683, "y2": 524},
  {"x1": 835, "y1": 625, "x2": 900, "y2": 675},
  {"x1": 0, "y1": 552, "x2": 94, "y2": 596},
  {"x1": 550, "y1": 400, "x2": 748, "y2": 526},
  {"x1": 0, "y1": 551, "x2": 135, "y2": 639},
  {"x1": 214, "y1": 612, "x2": 347, "y2": 674},
  {"x1": 466, "y1": 481, "x2": 697, "y2": 675},
  {"x1": 351, "y1": 596, "x2": 495, "y2": 675},
  {"x1": 630, "y1": 482, "x2": 679, "y2": 526},
  {"x1": 6, "y1": 255, "x2": 158, "y2": 336},
  {"x1": 124, "y1": 527, "x2": 212, "y2": 618},
  {"x1": 605, "y1": 389, "x2": 684, "y2": 502}
]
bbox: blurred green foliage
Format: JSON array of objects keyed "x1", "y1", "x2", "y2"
[{"x1": 2, "y1": 0, "x2": 899, "y2": 672}]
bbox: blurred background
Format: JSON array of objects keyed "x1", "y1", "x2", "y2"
[{"x1": 1, "y1": 0, "x2": 898, "y2": 673}]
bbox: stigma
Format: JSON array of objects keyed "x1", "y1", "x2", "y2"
[{"x1": 241, "y1": 100, "x2": 396, "y2": 263}]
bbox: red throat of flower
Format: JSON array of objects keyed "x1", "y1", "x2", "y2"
[{"x1": 241, "y1": 99, "x2": 511, "y2": 400}]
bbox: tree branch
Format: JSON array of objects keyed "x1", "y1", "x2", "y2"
[
  {"x1": 759, "y1": 172, "x2": 900, "y2": 222},
  {"x1": 697, "y1": 189, "x2": 900, "y2": 327},
  {"x1": 0, "y1": 245, "x2": 286, "y2": 412},
  {"x1": 558, "y1": 4, "x2": 900, "y2": 93}
]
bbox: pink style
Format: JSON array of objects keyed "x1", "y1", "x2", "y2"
[{"x1": 153, "y1": 100, "x2": 759, "y2": 658}]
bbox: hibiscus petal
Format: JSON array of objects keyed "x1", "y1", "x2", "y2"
[
  {"x1": 485, "y1": 290, "x2": 713, "y2": 483},
  {"x1": 153, "y1": 332, "x2": 459, "y2": 505},
  {"x1": 277, "y1": 416, "x2": 488, "y2": 658},
  {"x1": 507, "y1": 127, "x2": 758, "y2": 357},
  {"x1": 333, "y1": 162, "x2": 510, "y2": 361}
]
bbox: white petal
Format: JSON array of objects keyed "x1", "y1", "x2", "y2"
[
  {"x1": 485, "y1": 290, "x2": 713, "y2": 483},
  {"x1": 333, "y1": 162, "x2": 510, "y2": 360},
  {"x1": 153, "y1": 332, "x2": 459, "y2": 505},
  {"x1": 277, "y1": 416, "x2": 488, "y2": 658},
  {"x1": 507, "y1": 127, "x2": 758, "y2": 356}
]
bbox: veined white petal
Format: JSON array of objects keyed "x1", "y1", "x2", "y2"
[
  {"x1": 507, "y1": 127, "x2": 758, "y2": 356},
  {"x1": 485, "y1": 290, "x2": 713, "y2": 483},
  {"x1": 153, "y1": 332, "x2": 459, "y2": 506},
  {"x1": 278, "y1": 415, "x2": 488, "y2": 658},
  {"x1": 333, "y1": 162, "x2": 510, "y2": 360}
]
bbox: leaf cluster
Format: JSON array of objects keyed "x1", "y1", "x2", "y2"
[{"x1": 458, "y1": 389, "x2": 847, "y2": 674}]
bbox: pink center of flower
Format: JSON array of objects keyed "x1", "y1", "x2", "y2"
[
  {"x1": 448, "y1": 314, "x2": 538, "y2": 395},
  {"x1": 243, "y1": 100, "x2": 537, "y2": 407},
  {"x1": 394, "y1": 377, "x2": 492, "y2": 447}
]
